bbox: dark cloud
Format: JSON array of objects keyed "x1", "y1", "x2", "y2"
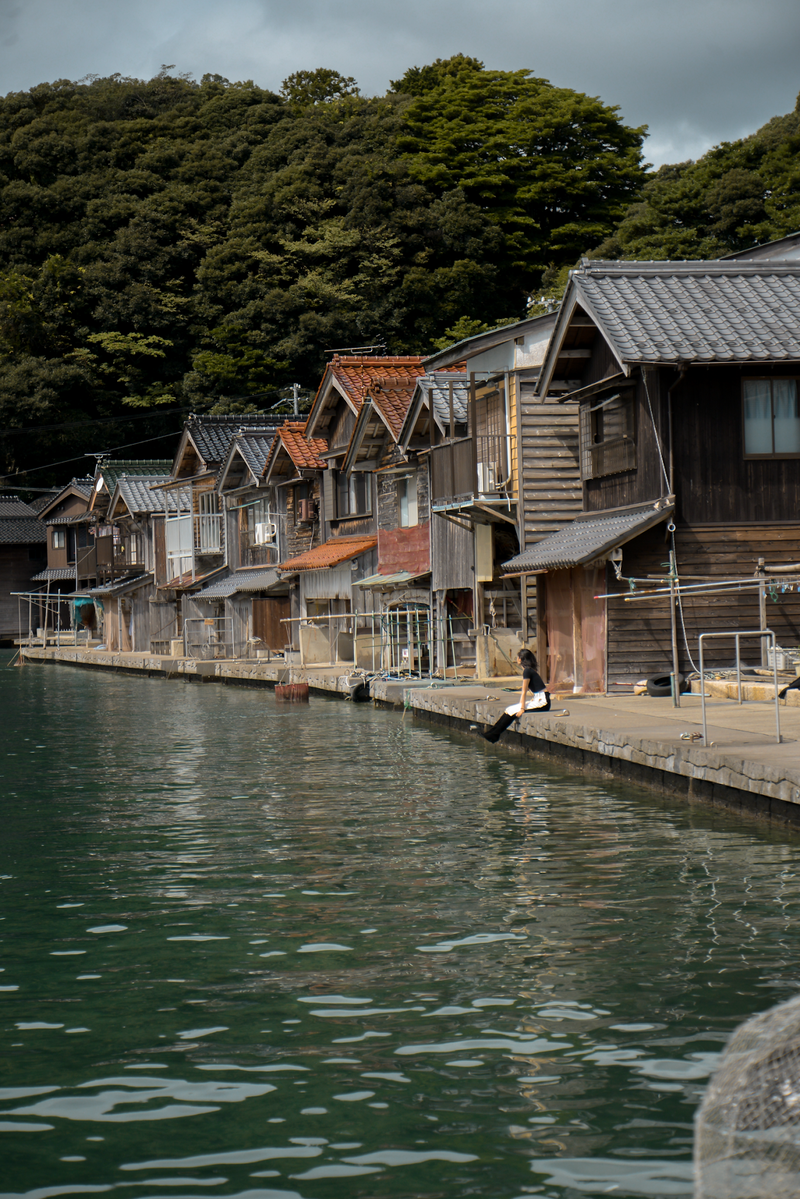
[{"x1": 2, "y1": 0, "x2": 798, "y2": 166}]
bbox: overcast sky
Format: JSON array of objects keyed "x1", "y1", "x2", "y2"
[{"x1": 1, "y1": 0, "x2": 798, "y2": 168}]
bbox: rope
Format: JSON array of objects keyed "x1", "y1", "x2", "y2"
[
  {"x1": 671, "y1": 525, "x2": 700, "y2": 673},
  {"x1": 642, "y1": 369, "x2": 671, "y2": 495}
]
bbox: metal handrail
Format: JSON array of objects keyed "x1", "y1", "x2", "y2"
[{"x1": 698, "y1": 629, "x2": 781, "y2": 746}]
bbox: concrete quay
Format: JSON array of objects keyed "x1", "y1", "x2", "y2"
[{"x1": 18, "y1": 644, "x2": 800, "y2": 826}]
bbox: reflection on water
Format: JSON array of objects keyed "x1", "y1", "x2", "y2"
[{"x1": 1, "y1": 656, "x2": 799, "y2": 1197}]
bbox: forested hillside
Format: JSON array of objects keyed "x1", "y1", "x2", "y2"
[
  {"x1": 589, "y1": 95, "x2": 800, "y2": 261},
  {"x1": 1, "y1": 56, "x2": 798, "y2": 487},
  {"x1": 0, "y1": 57, "x2": 644, "y2": 481}
]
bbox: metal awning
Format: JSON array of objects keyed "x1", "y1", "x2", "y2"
[
  {"x1": 358, "y1": 570, "x2": 430, "y2": 588},
  {"x1": 86, "y1": 573, "x2": 152, "y2": 598},
  {"x1": 196, "y1": 569, "x2": 287, "y2": 599},
  {"x1": 503, "y1": 500, "x2": 674, "y2": 575}
]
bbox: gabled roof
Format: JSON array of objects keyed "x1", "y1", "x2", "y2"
[
  {"x1": 278, "y1": 533, "x2": 377, "y2": 572},
  {"x1": 503, "y1": 500, "x2": 673, "y2": 574},
  {"x1": 400, "y1": 373, "x2": 469, "y2": 449},
  {"x1": 263, "y1": 422, "x2": 328, "y2": 482},
  {"x1": 217, "y1": 432, "x2": 277, "y2": 493},
  {"x1": 37, "y1": 478, "x2": 93, "y2": 521},
  {"x1": 109, "y1": 477, "x2": 191, "y2": 517},
  {"x1": 305, "y1": 356, "x2": 424, "y2": 440},
  {"x1": 422, "y1": 312, "x2": 557, "y2": 371},
  {"x1": 343, "y1": 379, "x2": 418, "y2": 473},
  {"x1": 723, "y1": 231, "x2": 800, "y2": 262},
  {"x1": 538, "y1": 259, "x2": 800, "y2": 396},
  {"x1": 165, "y1": 414, "x2": 292, "y2": 487}
]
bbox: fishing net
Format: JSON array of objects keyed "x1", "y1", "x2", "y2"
[{"x1": 695, "y1": 994, "x2": 800, "y2": 1197}]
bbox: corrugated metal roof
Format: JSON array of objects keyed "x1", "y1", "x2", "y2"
[
  {"x1": 359, "y1": 569, "x2": 430, "y2": 587},
  {"x1": 503, "y1": 502, "x2": 673, "y2": 573},
  {"x1": 572, "y1": 261, "x2": 800, "y2": 365},
  {"x1": 197, "y1": 568, "x2": 284, "y2": 598},
  {"x1": 278, "y1": 533, "x2": 377, "y2": 572},
  {"x1": 0, "y1": 518, "x2": 48, "y2": 544},
  {"x1": 88, "y1": 573, "x2": 152, "y2": 597}
]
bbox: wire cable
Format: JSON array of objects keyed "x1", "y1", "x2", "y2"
[{"x1": 0, "y1": 429, "x2": 182, "y2": 482}]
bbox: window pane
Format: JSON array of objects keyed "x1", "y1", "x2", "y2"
[
  {"x1": 773, "y1": 380, "x2": 800, "y2": 452},
  {"x1": 743, "y1": 380, "x2": 773, "y2": 454}
]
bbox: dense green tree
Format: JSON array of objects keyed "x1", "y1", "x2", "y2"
[
  {"x1": 0, "y1": 61, "x2": 646, "y2": 482},
  {"x1": 589, "y1": 94, "x2": 800, "y2": 261}
]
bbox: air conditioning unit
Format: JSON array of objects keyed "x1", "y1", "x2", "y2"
[
  {"x1": 477, "y1": 462, "x2": 497, "y2": 493},
  {"x1": 298, "y1": 498, "x2": 316, "y2": 523},
  {"x1": 254, "y1": 521, "x2": 277, "y2": 545}
]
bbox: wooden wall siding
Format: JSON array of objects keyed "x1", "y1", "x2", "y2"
[
  {"x1": 605, "y1": 522, "x2": 800, "y2": 685},
  {"x1": 285, "y1": 480, "x2": 321, "y2": 560},
  {"x1": 584, "y1": 370, "x2": 669, "y2": 511},
  {"x1": 431, "y1": 512, "x2": 473, "y2": 592},
  {"x1": 672, "y1": 366, "x2": 800, "y2": 524},
  {"x1": 580, "y1": 329, "x2": 620, "y2": 390},
  {"x1": 329, "y1": 402, "x2": 355, "y2": 452},
  {"x1": 149, "y1": 598, "x2": 179, "y2": 648},
  {"x1": 517, "y1": 391, "x2": 582, "y2": 651},
  {"x1": 253, "y1": 596, "x2": 290, "y2": 650}
]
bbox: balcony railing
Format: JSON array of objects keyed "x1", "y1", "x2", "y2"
[
  {"x1": 430, "y1": 434, "x2": 515, "y2": 504},
  {"x1": 195, "y1": 512, "x2": 223, "y2": 555}
]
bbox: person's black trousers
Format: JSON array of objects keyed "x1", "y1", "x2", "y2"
[{"x1": 482, "y1": 698, "x2": 552, "y2": 743}]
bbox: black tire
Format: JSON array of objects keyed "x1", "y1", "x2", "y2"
[{"x1": 646, "y1": 672, "x2": 684, "y2": 698}]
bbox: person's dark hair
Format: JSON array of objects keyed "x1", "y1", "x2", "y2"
[{"x1": 518, "y1": 648, "x2": 537, "y2": 669}]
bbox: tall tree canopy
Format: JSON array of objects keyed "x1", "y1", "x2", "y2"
[{"x1": 0, "y1": 59, "x2": 646, "y2": 482}]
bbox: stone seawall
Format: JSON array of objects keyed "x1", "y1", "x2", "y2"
[{"x1": 19, "y1": 647, "x2": 800, "y2": 827}]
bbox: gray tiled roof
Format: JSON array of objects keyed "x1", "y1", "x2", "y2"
[
  {"x1": 503, "y1": 501, "x2": 673, "y2": 573},
  {"x1": 31, "y1": 567, "x2": 77, "y2": 581},
  {"x1": 97, "y1": 460, "x2": 171, "y2": 491},
  {"x1": 232, "y1": 433, "x2": 276, "y2": 478},
  {"x1": 419, "y1": 375, "x2": 469, "y2": 425},
  {"x1": 0, "y1": 518, "x2": 48, "y2": 544},
  {"x1": 115, "y1": 477, "x2": 190, "y2": 514},
  {"x1": 187, "y1": 415, "x2": 289, "y2": 467},
  {"x1": 0, "y1": 498, "x2": 38, "y2": 518},
  {"x1": 574, "y1": 261, "x2": 800, "y2": 364},
  {"x1": 197, "y1": 569, "x2": 283, "y2": 598}
]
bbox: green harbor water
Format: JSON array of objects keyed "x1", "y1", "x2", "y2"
[{"x1": 2, "y1": 655, "x2": 800, "y2": 1198}]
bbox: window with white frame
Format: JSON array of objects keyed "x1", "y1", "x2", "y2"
[
  {"x1": 397, "y1": 474, "x2": 418, "y2": 527},
  {"x1": 52, "y1": 529, "x2": 65, "y2": 549},
  {"x1": 743, "y1": 378, "x2": 800, "y2": 457}
]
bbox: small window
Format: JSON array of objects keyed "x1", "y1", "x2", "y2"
[
  {"x1": 335, "y1": 470, "x2": 370, "y2": 518},
  {"x1": 397, "y1": 475, "x2": 418, "y2": 527},
  {"x1": 52, "y1": 529, "x2": 66, "y2": 549},
  {"x1": 580, "y1": 391, "x2": 636, "y2": 479},
  {"x1": 743, "y1": 379, "x2": 800, "y2": 457}
]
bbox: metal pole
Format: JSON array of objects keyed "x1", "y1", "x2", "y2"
[
  {"x1": 770, "y1": 630, "x2": 781, "y2": 744},
  {"x1": 735, "y1": 632, "x2": 742, "y2": 704},
  {"x1": 700, "y1": 634, "x2": 708, "y2": 746},
  {"x1": 669, "y1": 549, "x2": 680, "y2": 708},
  {"x1": 758, "y1": 558, "x2": 767, "y2": 668}
]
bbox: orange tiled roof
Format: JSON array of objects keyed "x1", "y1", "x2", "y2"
[
  {"x1": 327, "y1": 356, "x2": 424, "y2": 412},
  {"x1": 279, "y1": 533, "x2": 377, "y2": 572},
  {"x1": 263, "y1": 422, "x2": 327, "y2": 477},
  {"x1": 369, "y1": 380, "x2": 417, "y2": 440}
]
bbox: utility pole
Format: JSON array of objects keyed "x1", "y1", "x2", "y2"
[{"x1": 292, "y1": 383, "x2": 300, "y2": 417}]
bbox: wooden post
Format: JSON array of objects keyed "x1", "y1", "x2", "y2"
[
  {"x1": 571, "y1": 568, "x2": 584, "y2": 694},
  {"x1": 669, "y1": 549, "x2": 681, "y2": 708}
]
